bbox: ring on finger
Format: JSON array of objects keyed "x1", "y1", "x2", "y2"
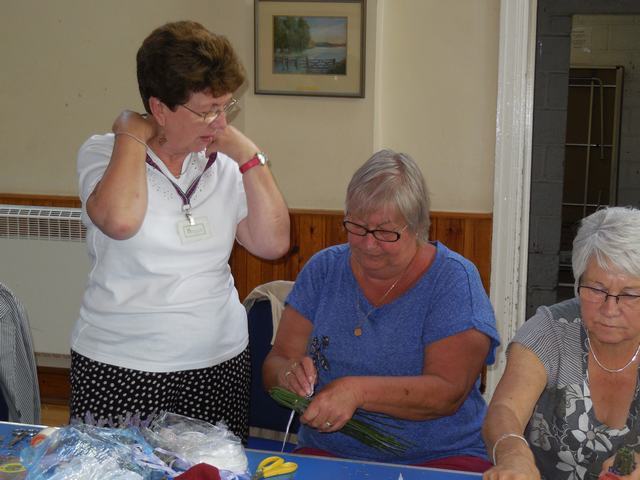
[
  {"x1": 284, "y1": 370, "x2": 293, "y2": 378},
  {"x1": 324, "y1": 421, "x2": 332, "y2": 428}
]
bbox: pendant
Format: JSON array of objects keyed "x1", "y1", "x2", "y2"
[{"x1": 354, "y1": 327, "x2": 362, "y2": 337}]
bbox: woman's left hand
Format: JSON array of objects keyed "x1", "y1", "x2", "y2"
[
  {"x1": 600, "y1": 452, "x2": 640, "y2": 479},
  {"x1": 206, "y1": 125, "x2": 258, "y2": 165},
  {"x1": 301, "y1": 377, "x2": 362, "y2": 432}
]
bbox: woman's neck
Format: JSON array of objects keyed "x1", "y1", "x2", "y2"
[
  {"x1": 587, "y1": 332, "x2": 640, "y2": 372},
  {"x1": 353, "y1": 242, "x2": 435, "y2": 301},
  {"x1": 148, "y1": 138, "x2": 191, "y2": 176}
]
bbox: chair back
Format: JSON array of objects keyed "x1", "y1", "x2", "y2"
[{"x1": 247, "y1": 299, "x2": 300, "y2": 436}]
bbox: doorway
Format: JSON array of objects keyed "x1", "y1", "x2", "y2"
[
  {"x1": 526, "y1": 5, "x2": 640, "y2": 318},
  {"x1": 558, "y1": 66, "x2": 624, "y2": 302}
]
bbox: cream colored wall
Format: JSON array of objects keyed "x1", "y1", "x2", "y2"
[
  {"x1": 1, "y1": 238, "x2": 89, "y2": 355},
  {"x1": 377, "y1": 1, "x2": 499, "y2": 212},
  {"x1": 0, "y1": 0, "x2": 499, "y2": 212},
  {"x1": 0, "y1": 0, "x2": 253, "y2": 194}
]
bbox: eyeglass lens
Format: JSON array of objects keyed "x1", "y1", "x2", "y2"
[
  {"x1": 182, "y1": 98, "x2": 238, "y2": 124},
  {"x1": 207, "y1": 99, "x2": 237, "y2": 121},
  {"x1": 579, "y1": 285, "x2": 640, "y2": 306},
  {"x1": 343, "y1": 221, "x2": 401, "y2": 242}
]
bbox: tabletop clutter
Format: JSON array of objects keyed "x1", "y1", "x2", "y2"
[{"x1": 15, "y1": 412, "x2": 251, "y2": 479}]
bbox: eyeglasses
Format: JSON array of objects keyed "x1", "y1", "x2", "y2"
[
  {"x1": 578, "y1": 285, "x2": 640, "y2": 308},
  {"x1": 343, "y1": 220, "x2": 407, "y2": 243},
  {"x1": 180, "y1": 97, "x2": 239, "y2": 124}
]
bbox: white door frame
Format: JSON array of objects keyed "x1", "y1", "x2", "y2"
[{"x1": 485, "y1": 0, "x2": 538, "y2": 399}]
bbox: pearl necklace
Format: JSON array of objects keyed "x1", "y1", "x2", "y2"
[{"x1": 586, "y1": 334, "x2": 640, "y2": 373}]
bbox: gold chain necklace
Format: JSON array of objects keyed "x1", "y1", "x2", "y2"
[
  {"x1": 353, "y1": 254, "x2": 415, "y2": 337},
  {"x1": 586, "y1": 333, "x2": 640, "y2": 373}
]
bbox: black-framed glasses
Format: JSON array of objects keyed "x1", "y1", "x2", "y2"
[
  {"x1": 578, "y1": 285, "x2": 640, "y2": 308},
  {"x1": 180, "y1": 97, "x2": 238, "y2": 124},
  {"x1": 343, "y1": 220, "x2": 407, "y2": 243}
]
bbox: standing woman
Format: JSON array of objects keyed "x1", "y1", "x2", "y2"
[
  {"x1": 263, "y1": 149, "x2": 499, "y2": 471},
  {"x1": 71, "y1": 21, "x2": 289, "y2": 441}
]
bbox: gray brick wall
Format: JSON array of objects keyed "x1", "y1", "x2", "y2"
[{"x1": 527, "y1": 0, "x2": 640, "y2": 319}]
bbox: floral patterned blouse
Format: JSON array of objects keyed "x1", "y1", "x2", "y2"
[{"x1": 513, "y1": 298, "x2": 640, "y2": 479}]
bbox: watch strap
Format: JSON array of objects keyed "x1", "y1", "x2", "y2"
[{"x1": 239, "y1": 152, "x2": 267, "y2": 174}]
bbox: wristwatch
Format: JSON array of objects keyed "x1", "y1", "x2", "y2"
[{"x1": 239, "y1": 152, "x2": 268, "y2": 174}]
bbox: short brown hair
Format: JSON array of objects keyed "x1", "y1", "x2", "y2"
[{"x1": 137, "y1": 21, "x2": 245, "y2": 112}]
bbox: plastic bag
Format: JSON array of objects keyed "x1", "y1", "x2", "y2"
[
  {"x1": 142, "y1": 412, "x2": 249, "y2": 478},
  {"x1": 21, "y1": 424, "x2": 171, "y2": 480}
]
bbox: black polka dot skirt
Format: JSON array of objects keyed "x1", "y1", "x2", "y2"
[{"x1": 69, "y1": 347, "x2": 250, "y2": 443}]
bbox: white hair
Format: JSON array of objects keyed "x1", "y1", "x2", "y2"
[
  {"x1": 345, "y1": 149, "x2": 431, "y2": 243},
  {"x1": 572, "y1": 206, "x2": 640, "y2": 294}
]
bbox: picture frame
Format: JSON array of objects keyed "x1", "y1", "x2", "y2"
[{"x1": 254, "y1": 0, "x2": 366, "y2": 98}]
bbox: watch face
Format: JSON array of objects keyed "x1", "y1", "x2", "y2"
[{"x1": 256, "y1": 152, "x2": 268, "y2": 165}]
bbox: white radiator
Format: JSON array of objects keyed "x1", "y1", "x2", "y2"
[{"x1": 0, "y1": 205, "x2": 89, "y2": 362}]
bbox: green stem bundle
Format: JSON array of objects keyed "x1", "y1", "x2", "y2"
[
  {"x1": 611, "y1": 446, "x2": 636, "y2": 476},
  {"x1": 269, "y1": 386, "x2": 413, "y2": 456}
]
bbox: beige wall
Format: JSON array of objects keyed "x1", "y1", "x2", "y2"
[
  {"x1": 0, "y1": 0, "x2": 499, "y2": 212},
  {"x1": 378, "y1": 1, "x2": 499, "y2": 212}
]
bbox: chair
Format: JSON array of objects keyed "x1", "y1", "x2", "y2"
[
  {"x1": 244, "y1": 282, "x2": 299, "y2": 451},
  {"x1": 0, "y1": 282, "x2": 41, "y2": 424}
]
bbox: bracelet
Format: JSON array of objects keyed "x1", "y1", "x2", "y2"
[
  {"x1": 492, "y1": 433, "x2": 529, "y2": 465},
  {"x1": 114, "y1": 131, "x2": 148, "y2": 148}
]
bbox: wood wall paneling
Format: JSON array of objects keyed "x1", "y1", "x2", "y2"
[
  {"x1": 0, "y1": 195, "x2": 492, "y2": 299},
  {"x1": 38, "y1": 367, "x2": 71, "y2": 405},
  {"x1": 0, "y1": 193, "x2": 81, "y2": 208}
]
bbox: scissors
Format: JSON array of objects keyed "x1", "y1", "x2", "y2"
[{"x1": 252, "y1": 455, "x2": 298, "y2": 479}]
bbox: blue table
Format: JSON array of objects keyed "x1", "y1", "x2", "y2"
[
  {"x1": 0, "y1": 422, "x2": 481, "y2": 479},
  {"x1": 247, "y1": 449, "x2": 481, "y2": 479}
]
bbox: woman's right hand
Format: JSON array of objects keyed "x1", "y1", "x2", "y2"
[
  {"x1": 279, "y1": 356, "x2": 316, "y2": 399},
  {"x1": 112, "y1": 110, "x2": 157, "y2": 142},
  {"x1": 483, "y1": 458, "x2": 541, "y2": 480},
  {"x1": 86, "y1": 110, "x2": 156, "y2": 239}
]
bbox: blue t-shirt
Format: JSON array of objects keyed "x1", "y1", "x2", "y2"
[{"x1": 286, "y1": 242, "x2": 500, "y2": 464}]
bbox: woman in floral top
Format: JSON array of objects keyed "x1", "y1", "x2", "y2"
[{"x1": 483, "y1": 207, "x2": 640, "y2": 480}]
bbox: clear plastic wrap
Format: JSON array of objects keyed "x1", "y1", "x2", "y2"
[
  {"x1": 142, "y1": 412, "x2": 249, "y2": 478},
  {"x1": 20, "y1": 424, "x2": 172, "y2": 480}
]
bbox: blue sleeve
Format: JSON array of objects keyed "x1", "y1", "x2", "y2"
[
  {"x1": 423, "y1": 256, "x2": 500, "y2": 364},
  {"x1": 285, "y1": 248, "x2": 333, "y2": 323}
]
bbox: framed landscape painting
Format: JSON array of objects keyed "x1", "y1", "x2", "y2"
[{"x1": 254, "y1": 0, "x2": 366, "y2": 97}]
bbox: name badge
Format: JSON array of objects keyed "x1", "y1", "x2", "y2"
[{"x1": 177, "y1": 217, "x2": 212, "y2": 243}]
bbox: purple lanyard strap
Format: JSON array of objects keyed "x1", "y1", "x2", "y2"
[{"x1": 145, "y1": 153, "x2": 217, "y2": 225}]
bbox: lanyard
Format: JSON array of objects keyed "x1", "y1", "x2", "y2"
[{"x1": 145, "y1": 152, "x2": 217, "y2": 225}]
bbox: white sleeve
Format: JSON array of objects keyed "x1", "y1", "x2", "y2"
[{"x1": 77, "y1": 134, "x2": 114, "y2": 204}]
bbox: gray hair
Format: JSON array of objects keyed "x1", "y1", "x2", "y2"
[
  {"x1": 345, "y1": 149, "x2": 431, "y2": 243},
  {"x1": 572, "y1": 206, "x2": 640, "y2": 294}
]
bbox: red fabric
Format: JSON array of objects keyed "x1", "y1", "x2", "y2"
[
  {"x1": 294, "y1": 448, "x2": 492, "y2": 473},
  {"x1": 294, "y1": 447, "x2": 339, "y2": 458},
  {"x1": 599, "y1": 474, "x2": 621, "y2": 480},
  {"x1": 175, "y1": 463, "x2": 221, "y2": 480},
  {"x1": 415, "y1": 455, "x2": 493, "y2": 473}
]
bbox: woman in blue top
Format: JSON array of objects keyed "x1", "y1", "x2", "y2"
[{"x1": 263, "y1": 149, "x2": 500, "y2": 472}]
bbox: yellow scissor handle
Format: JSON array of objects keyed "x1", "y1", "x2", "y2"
[{"x1": 257, "y1": 455, "x2": 298, "y2": 478}]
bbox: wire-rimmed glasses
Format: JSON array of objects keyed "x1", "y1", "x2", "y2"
[
  {"x1": 578, "y1": 284, "x2": 640, "y2": 309},
  {"x1": 180, "y1": 97, "x2": 238, "y2": 124}
]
